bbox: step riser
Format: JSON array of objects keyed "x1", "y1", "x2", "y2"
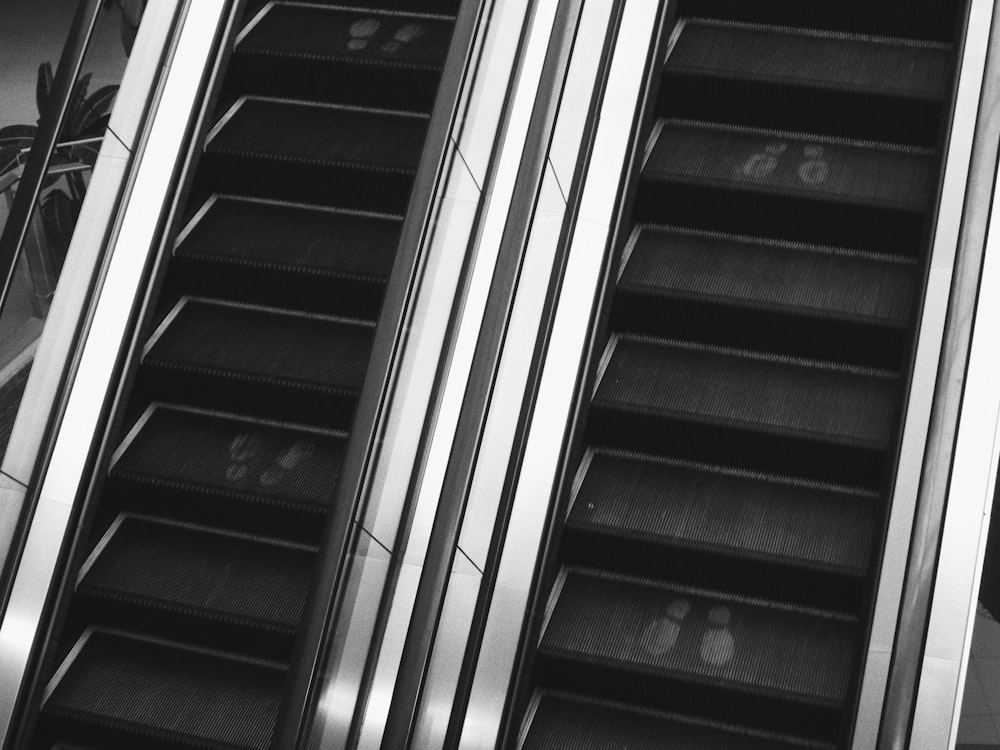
[
  {"x1": 634, "y1": 180, "x2": 926, "y2": 255},
  {"x1": 227, "y1": 55, "x2": 441, "y2": 113},
  {"x1": 198, "y1": 152, "x2": 415, "y2": 214},
  {"x1": 167, "y1": 258, "x2": 387, "y2": 320},
  {"x1": 659, "y1": 76, "x2": 942, "y2": 146},
  {"x1": 67, "y1": 597, "x2": 298, "y2": 663},
  {"x1": 587, "y1": 408, "x2": 888, "y2": 488},
  {"x1": 611, "y1": 293, "x2": 908, "y2": 370},
  {"x1": 560, "y1": 528, "x2": 866, "y2": 611},
  {"x1": 104, "y1": 476, "x2": 329, "y2": 545},
  {"x1": 135, "y1": 368, "x2": 359, "y2": 431},
  {"x1": 533, "y1": 655, "x2": 844, "y2": 744},
  {"x1": 674, "y1": 0, "x2": 960, "y2": 40}
]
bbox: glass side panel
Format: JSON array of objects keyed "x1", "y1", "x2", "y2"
[{"x1": 0, "y1": 0, "x2": 141, "y2": 460}]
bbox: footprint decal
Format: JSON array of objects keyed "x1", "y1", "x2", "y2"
[
  {"x1": 348, "y1": 18, "x2": 380, "y2": 51},
  {"x1": 226, "y1": 432, "x2": 263, "y2": 482},
  {"x1": 642, "y1": 599, "x2": 691, "y2": 656},
  {"x1": 382, "y1": 22, "x2": 424, "y2": 53},
  {"x1": 700, "y1": 605, "x2": 735, "y2": 667},
  {"x1": 260, "y1": 440, "x2": 315, "y2": 487}
]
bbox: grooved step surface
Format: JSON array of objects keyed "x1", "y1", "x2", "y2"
[
  {"x1": 44, "y1": 631, "x2": 284, "y2": 750},
  {"x1": 620, "y1": 226, "x2": 916, "y2": 325},
  {"x1": 210, "y1": 98, "x2": 427, "y2": 172},
  {"x1": 569, "y1": 450, "x2": 876, "y2": 574},
  {"x1": 145, "y1": 299, "x2": 374, "y2": 394},
  {"x1": 644, "y1": 120, "x2": 934, "y2": 211},
  {"x1": 113, "y1": 407, "x2": 345, "y2": 509},
  {"x1": 523, "y1": 693, "x2": 833, "y2": 750},
  {"x1": 668, "y1": 20, "x2": 950, "y2": 100},
  {"x1": 80, "y1": 516, "x2": 313, "y2": 631},
  {"x1": 177, "y1": 197, "x2": 400, "y2": 281},
  {"x1": 541, "y1": 570, "x2": 855, "y2": 706},
  {"x1": 241, "y1": 5, "x2": 453, "y2": 68},
  {"x1": 594, "y1": 336, "x2": 898, "y2": 448}
]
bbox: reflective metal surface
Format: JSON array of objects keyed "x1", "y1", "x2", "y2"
[
  {"x1": 853, "y1": 0, "x2": 1000, "y2": 745},
  {"x1": 456, "y1": 1, "x2": 663, "y2": 745},
  {"x1": 0, "y1": 1, "x2": 229, "y2": 742}
]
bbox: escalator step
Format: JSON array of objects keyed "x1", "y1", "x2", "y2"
[
  {"x1": 173, "y1": 196, "x2": 399, "y2": 316},
  {"x1": 539, "y1": 569, "x2": 855, "y2": 708},
  {"x1": 111, "y1": 406, "x2": 344, "y2": 528},
  {"x1": 523, "y1": 692, "x2": 834, "y2": 750},
  {"x1": 593, "y1": 335, "x2": 898, "y2": 449},
  {"x1": 43, "y1": 630, "x2": 284, "y2": 749},
  {"x1": 233, "y1": 4, "x2": 452, "y2": 110},
  {"x1": 143, "y1": 298, "x2": 373, "y2": 424},
  {"x1": 78, "y1": 515, "x2": 313, "y2": 634},
  {"x1": 673, "y1": 0, "x2": 956, "y2": 40},
  {"x1": 568, "y1": 449, "x2": 876, "y2": 576},
  {"x1": 644, "y1": 119, "x2": 934, "y2": 212},
  {"x1": 619, "y1": 225, "x2": 916, "y2": 326},
  {"x1": 668, "y1": 20, "x2": 949, "y2": 99},
  {"x1": 209, "y1": 97, "x2": 426, "y2": 170},
  {"x1": 203, "y1": 97, "x2": 427, "y2": 209}
]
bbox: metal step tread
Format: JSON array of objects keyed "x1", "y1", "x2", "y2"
[
  {"x1": 112, "y1": 405, "x2": 345, "y2": 511},
  {"x1": 207, "y1": 96, "x2": 428, "y2": 173},
  {"x1": 667, "y1": 18, "x2": 950, "y2": 101},
  {"x1": 539, "y1": 568, "x2": 856, "y2": 707},
  {"x1": 619, "y1": 224, "x2": 916, "y2": 327},
  {"x1": 78, "y1": 514, "x2": 314, "y2": 633},
  {"x1": 593, "y1": 334, "x2": 898, "y2": 449},
  {"x1": 176, "y1": 196, "x2": 400, "y2": 282},
  {"x1": 522, "y1": 692, "x2": 837, "y2": 750},
  {"x1": 568, "y1": 448, "x2": 877, "y2": 576},
  {"x1": 239, "y1": 4, "x2": 453, "y2": 70},
  {"x1": 643, "y1": 119, "x2": 935, "y2": 212},
  {"x1": 43, "y1": 629, "x2": 285, "y2": 750},
  {"x1": 144, "y1": 298, "x2": 374, "y2": 395}
]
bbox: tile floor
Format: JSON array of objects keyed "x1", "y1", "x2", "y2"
[{"x1": 958, "y1": 603, "x2": 1000, "y2": 747}]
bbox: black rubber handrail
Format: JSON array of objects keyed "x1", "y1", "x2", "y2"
[
  {"x1": 0, "y1": 0, "x2": 104, "y2": 319},
  {"x1": 269, "y1": 1, "x2": 492, "y2": 746},
  {"x1": 376, "y1": 1, "x2": 587, "y2": 746},
  {"x1": 876, "y1": 1, "x2": 1000, "y2": 747}
]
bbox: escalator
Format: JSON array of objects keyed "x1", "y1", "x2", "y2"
[
  {"x1": 512, "y1": 2, "x2": 963, "y2": 748},
  {"x1": 12, "y1": 1, "x2": 463, "y2": 747}
]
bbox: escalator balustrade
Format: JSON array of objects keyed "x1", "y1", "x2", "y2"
[
  {"x1": 516, "y1": 4, "x2": 960, "y2": 748},
  {"x1": 20, "y1": 2, "x2": 461, "y2": 748}
]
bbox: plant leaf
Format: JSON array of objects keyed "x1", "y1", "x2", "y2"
[
  {"x1": 36, "y1": 62, "x2": 54, "y2": 119},
  {"x1": 61, "y1": 73, "x2": 93, "y2": 139},
  {"x1": 0, "y1": 125, "x2": 38, "y2": 143},
  {"x1": 69, "y1": 141, "x2": 102, "y2": 167},
  {"x1": 74, "y1": 85, "x2": 118, "y2": 137},
  {"x1": 41, "y1": 188, "x2": 81, "y2": 275}
]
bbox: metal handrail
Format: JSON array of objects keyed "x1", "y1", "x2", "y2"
[{"x1": 0, "y1": 0, "x2": 104, "y2": 320}]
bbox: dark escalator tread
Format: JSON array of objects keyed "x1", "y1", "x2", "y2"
[
  {"x1": 673, "y1": 0, "x2": 958, "y2": 40},
  {"x1": 242, "y1": 4, "x2": 453, "y2": 67},
  {"x1": 568, "y1": 449, "x2": 877, "y2": 576},
  {"x1": 619, "y1": 225, "x2": 917, "y2": 326},
  {"x1": 523, "y1": 693, "x2": 835, "y2": 750},
  {"x1": 209, "y1": 98, "x2": 427, "y2": 172},
  {"x1": 539, "y1": 569, "x2": 855, "y2": 707},
  {"x1": 112, "y1": 406, "x2": 345, "y2": 513},
  {"x1": 644, "y1": 120, "x2": 935, "y2": 212},
  {"x1": 43, "y1": 630, "x2": 284, "y2": 750},
  {"x1": 144, "y1": 298, "x2": 373, "y2": 398},
  {"x1": 668, "y1": 20, "x2": 950, "y2": 100},
  {"x1": 173, "y1": 196, "x2": 399, "y2": 316},
  {"x1": 593, "y1": 335, "x2": 898, "y2": 449},
  {"x1": 177, "y1": 196, "x2": 399, "y2": 281},
  {"x1": 233, "y1": 4, "x2": 453, "y2": 109},
  {"x1": 78, "y1": 515, "x2": 314, "y2": 633}
]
